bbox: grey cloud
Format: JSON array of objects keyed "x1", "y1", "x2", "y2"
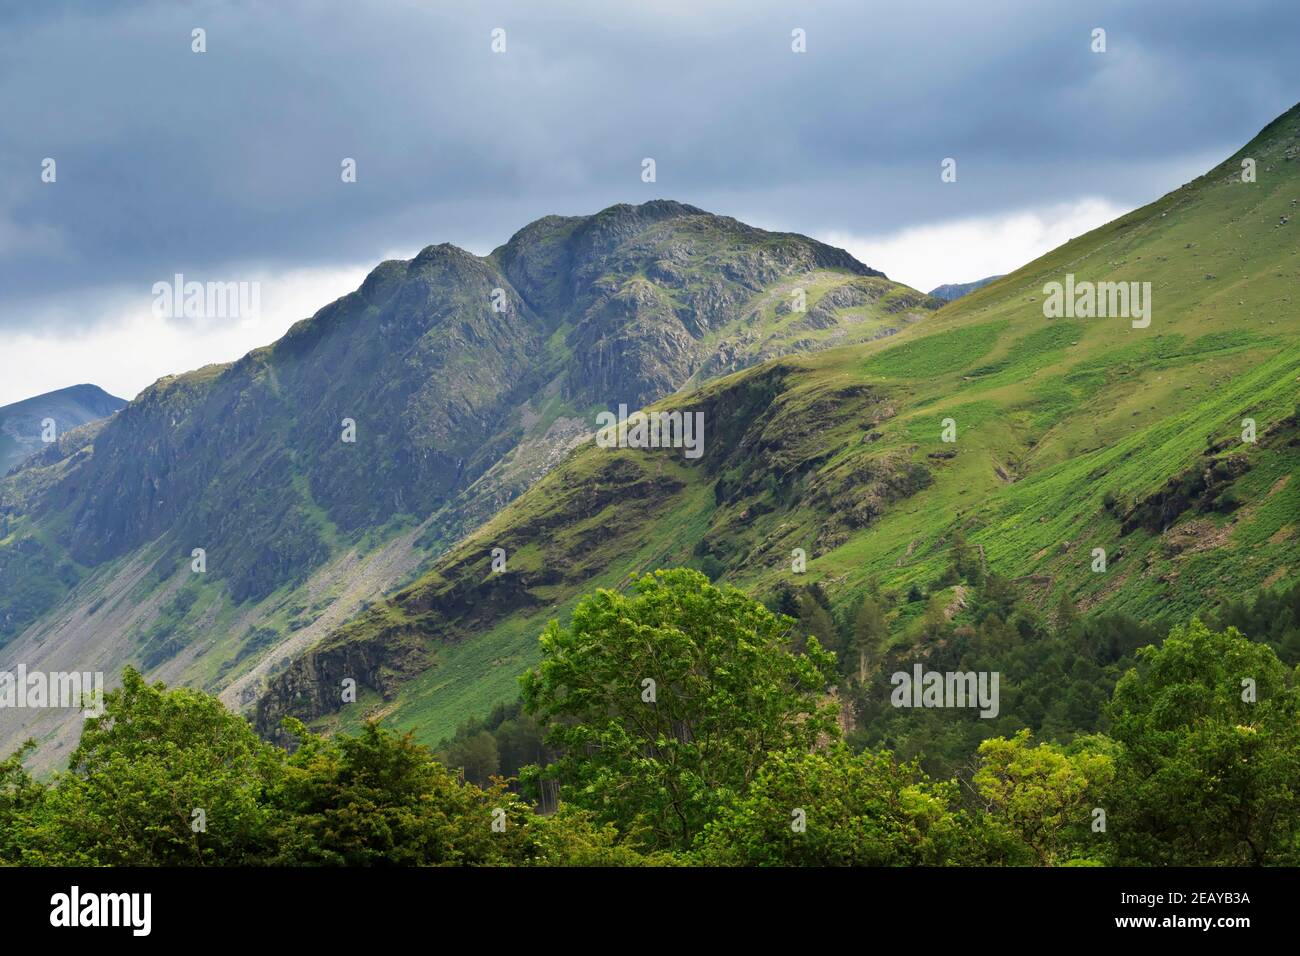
[{"x1": 1, "y1": 0, "x2": 1297, "y2": 333}]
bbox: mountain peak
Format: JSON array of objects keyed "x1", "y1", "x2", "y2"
[
  {"x1": 411, "y1": 241, "x2": 477, "y2": 263},
  {"x1": 0, "y1": 383, "x2": 127, "y2": 474}
]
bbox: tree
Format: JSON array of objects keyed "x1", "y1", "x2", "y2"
[
  {"x1": 798, "y1": 590, "x2": 839, "y2": 657},
  {"x1": 520, "y1": 568, "x2": 839, "y2": 852},
  {"x1": 528, "y1": 805, "x2": 677, "y2": 867},
  {"x1": 26, "y1": 667, "x2": 282, "y2": 865},
  {"x1": 1055, "y1": 591, "x2": 1079, "y2": 632},
  {"x1": 922, "y1": 593, "x2": 949, "y2": 641},
  {"x1": 972, "y1": 730, "x2": 1115, "y2": 866},
  {"x1": 269, "y1": 719, "x2": 539, "y2": 866},
  {"x1": 1106, "y1": 619, "x2": 1300, "y2": 865},
  {"x1": 852, "y1": 594, "x2": 889, "y2": 683},
  {"x1": 444, "y1": 730, "x2": 500, "y2": 787},
  {"x1": 0, "y1": 741, "x2": 44, "y2": 864},
  {"x1": 695, "y1": 745, "x2": 998, "y2": 866}
]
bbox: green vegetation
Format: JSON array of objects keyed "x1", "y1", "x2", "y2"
[
  {"x1": 5, "y1": 569, "x2": 1298, "y2": 866},
  {"x1": 519, "y1": 569, "x2": 839, "y2": 851}
]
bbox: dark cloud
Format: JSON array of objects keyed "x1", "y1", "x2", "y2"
[{"x1": 1, "y1": 0, "x2": 1297, "y2": 333}]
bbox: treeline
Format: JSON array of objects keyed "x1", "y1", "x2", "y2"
[
  {"x1": 442, "y1": 550, "x2": 1299, "y2": 784},
  {"x1": 3, "y1": 569, "x2": 1298, "y2": 866}
]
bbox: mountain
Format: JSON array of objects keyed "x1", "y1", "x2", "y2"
[
  {"x1": 928, "y1": 276, "x2": 1004, "y2": 302},
  {"x1": 0, "y1": 201, "x2": 939, "y2": 763},
  {"x1": 0, "y1": 384, "x2": 125, "y2": 475},
  {"x1": 255, "y1": 104, "x2": 1300, "y2": 746}
]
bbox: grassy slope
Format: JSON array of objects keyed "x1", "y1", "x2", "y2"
[{"x1": 298, "y1": 104, "x2": 1300, "y2": 748}]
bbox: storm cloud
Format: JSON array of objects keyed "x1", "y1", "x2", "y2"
[{"x1": 1, "y1": 0, "x2": 1297, "y2": 401}]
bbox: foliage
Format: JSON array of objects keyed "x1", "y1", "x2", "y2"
[
  {"x1": 1105, "y1": 619, "x2": 1300, "y2": 865},
  {"x1": 519, "y1": 568, "x2": 839, "y2": 851},
  {"x1": 972, "y1": 730, "x2": 1115, "y2": 865},
  {"x1": 694, "y1": 745, "x2": 1004, "y2": 866}
]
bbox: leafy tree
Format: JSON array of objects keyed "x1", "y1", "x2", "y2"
[
  {"x1": 948, "y1": 529, "x2": 983, "y2": 586},
  {"x1": 1055, "y1": 591, "x2": 1079, "y2": 632},
  {"x1": 269, "y1": 719, "x2": 538, "y2": 866},
  {"x1": 922, "y1": 593, "x2": 949, "y2": 641},
  {"x1": 520, "y1": 568, "x2": 839, "y2": 851},
  {"x1": 798, "y1": 590, "x2": 839, "y2": 657},
  {"x1": 1106, "y1": 619, "x2": 1300, "y2": 865},
  {"x1": 25, "y1": 667, "x2": 281, "y2": 865},
  {"x1": 696, "y1": 554, "x2": 725, "y2": 581},
  {"x1": 765, "y1": 582, "x2": 802, "y2": 619},
  {"x1": 851, "y1": 594, "x2": 889, "y2": 683},
  {"x1": 494, "y1": 715, "x2": 545, "y2": 778},
  {"x1": 972, "y1": 729, "x2": 1115, "y2": 866},
  {"x1": 695, "y1": 745, "x2": 1004, "y2": 865},
  {"x1": 443, "y1": 730, "x2": 500, "y2": 787},
  {"x1": 0, "y1": 741, "x2": 44, "y2": 863},
  {"x1": 529, "y1": 806, "x2": 677, "y2": 867},
  {"x1": 1213, "y1": 581, "x2": 1300, "y2": 665}
]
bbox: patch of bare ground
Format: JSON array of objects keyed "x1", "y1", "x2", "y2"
[
  {"x1": 944, "y1": 585, "x2": 968, "y2": 620},
  {"x1": 218, "y1": 517, "x2": 434, "y2": 712},
  {"x1": 1011, "y1": 574, "x2": 1053, "y2": 610},
  {"x1": 1077, "y1": 562, "x2": 1134, "y2": 614},
  {"x1": 1262, "y1": 566, "x2": 1290, "y2": 588},
  {"x1": 1162, "y1": 518, "x2": 1234, "y2": 556}
]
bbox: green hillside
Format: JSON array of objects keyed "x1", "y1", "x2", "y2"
[{"x1": 260, "y1": 103, "x2": 1300, "y2": 747}]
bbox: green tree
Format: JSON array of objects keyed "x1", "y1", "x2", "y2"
[
  {"x1": 695, "y1": 745, "x2": 999, "y2": 866},
  {"x1": 1055, "y1": 591, "x2": 1079, "y2": 632},
  {"x1": 444, "y1": 730, "x2": 501, "y2": 787},
  {"x1": 529, "y1": 805, "x2": 676, "y2": 867},
  {"x1": 1106, "y1": 619, "x2": 1300, "y2": 865},
  {"x1": 26, "y1": 667, "x2": 281, "y2": 865},
  {"x1": 973, "y1": 729, "x2": 1115, "y2": 866},
  {"x1": 0, "y1": 741, "x2": 45, "y2": 864},
  {"x1": 922, "y1": 593, "x2": 949, "y2": 641},
  {"x1": 520, "y1": 568, "x2": 839, "y2": 852},
  {"x1": 798, "y1": 590, "x2": 839, "y2": 657},
  {"x1": 269, "y1": 719, "x2": 538, "y2": 866},
  {"x1": 851, "y1": 594, "x2": 889, "y2": 683}
]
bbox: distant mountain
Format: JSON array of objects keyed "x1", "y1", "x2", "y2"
[
  {"x1": 0, "y1": 201, "x2": 939, "y2": 764},
  {"x1": 0, "y1": 384, "x2": 125, "y2": 475},
  {"x1": 927, "y1": 275, "x2": 1004, "y2": 302}
]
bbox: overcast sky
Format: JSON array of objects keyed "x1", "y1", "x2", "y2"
[{"x1": 2, "y1": 0, "x2": 1298, "y2": 405}]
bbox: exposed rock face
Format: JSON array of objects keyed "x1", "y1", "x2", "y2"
[
  {"x1": 495, "y1": 200, "x2": 893, "y2": 410},
  {"x1": 254, "y1": 359, "x2": 946, "y2": 735}
]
